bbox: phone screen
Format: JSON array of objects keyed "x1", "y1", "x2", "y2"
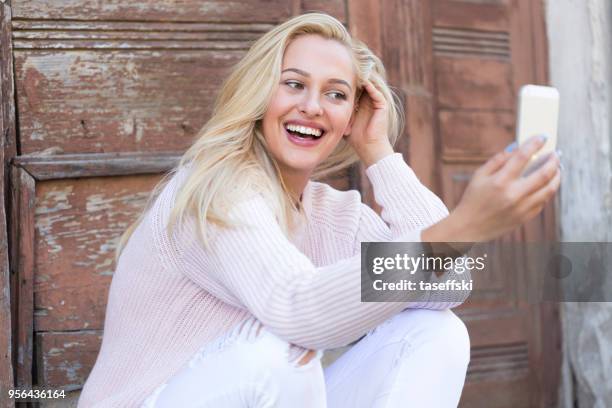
[{"x1": 516, "y1": 85, "x2": 560, "y2": 174}]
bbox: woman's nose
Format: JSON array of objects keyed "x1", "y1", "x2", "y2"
[{"x1": 298, "y1": 92, "x2": 323, "y2": 117}]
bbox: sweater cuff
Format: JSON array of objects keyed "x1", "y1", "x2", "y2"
[
  {"x1": 365, "y1": 152, "x2": 417, "y2": 183},
  {"x1": 364, "y1": 152, "x2": 419, "y2": 201}
]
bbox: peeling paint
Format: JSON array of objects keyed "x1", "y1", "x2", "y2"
[
  {"x1": 33, "y1": 177, "x2": 159, "y2": 333},
  {"x1": 36, "y1": 187, "x2": 74, "y2": 215}
]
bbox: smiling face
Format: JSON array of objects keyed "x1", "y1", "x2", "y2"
[{"x1": 262, "y1": 34, "x2": 357, "y2": 189}]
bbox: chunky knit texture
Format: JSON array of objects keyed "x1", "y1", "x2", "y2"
[{"x1": 78, "y1": 153, "x2": 470, "y2": 407}]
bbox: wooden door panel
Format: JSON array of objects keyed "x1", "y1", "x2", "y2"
[
  {"x1": 348, "y1": 0, "x2": 557, "y2": 406},
  {"x1": 351, "y1": 3, "x2": 555, "y2": 404},
  {"x1": 439, "y1": 111, "x2": 515, "y2": 162},
  {"x1": 439, "y1": 163, "x2": 475, "y2": 209},
  {"x1": 36, "y1": 331, "x2": 103, "y2": 390},
  {"x1": 12, "y1": 0, "x2": 294, "y2": 22},
  {"x1": 461, "y1": 378, "x2": 531, "y2": 408},
  {"x1": 302, "y1": 0, "x2": 346, "y2": 20},
  {"x1": 433, "y1": 0, "x2": 511, "y2": 32},
  {"x1": 10, "y1": 156, "x2": 173, "y2": 391},
  {"x1": 14, "y1": 47, "x2": 248, "y2": 155},
  {"x1": 435, "y1": 57, "x2": 514, "y2": 110},
  {"x1": 34, "y1": 174, "x2": 161, "y2": 332},
  {"x1": 428, "y1": 0, "x2": 556, "y2": 406}
]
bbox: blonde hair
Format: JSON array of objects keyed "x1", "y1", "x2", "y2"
[{"x1": 115, "y1": 12, "x2": 403, "y2": 260}]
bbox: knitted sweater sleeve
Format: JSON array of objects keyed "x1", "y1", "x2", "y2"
[
  {"x1": 353, "y1": 153, "x2": 471, "y2": 309},
  {"x1": 175, "y1": 191, "x2": 448, "y2": 350}
]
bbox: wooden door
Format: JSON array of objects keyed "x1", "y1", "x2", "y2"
[
  {"x1": 0, "y1": 1, "x2": 559, "y2": 407},
  {"x1": 351, "y1": 1, "x2": 560, "y2": 407},
  {"x1": 0, "y1": 1, "x2": 348, "y2": 406}
]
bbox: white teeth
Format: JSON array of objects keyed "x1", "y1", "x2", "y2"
[{"x1": 285, "y1": 123, "x2": 323, "y2": 137}]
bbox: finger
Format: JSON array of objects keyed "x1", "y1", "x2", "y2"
[
  {"x1": 478, "y1": 150, "x2": 513, "y2": 176},
  {"x1": 499, "y1": 135, "x2": 549, "y2": 180},
  {"x1": 515, "y1": 152, "x2": 559, "y2": 198},
  {"x1": 519, "y1": 166, "x2": 561, "y2": 216},
  {"x1": 362, "y1": 80, "x2": 386, "y2": 109}
]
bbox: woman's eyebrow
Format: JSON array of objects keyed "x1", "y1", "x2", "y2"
[{"x1": 281, "y1": 68, "x2": 352, "y2": 91}]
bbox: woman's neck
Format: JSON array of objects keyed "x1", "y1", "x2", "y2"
[{"x1": 279, "y1": 169, "x2": 310, "y2": 207}]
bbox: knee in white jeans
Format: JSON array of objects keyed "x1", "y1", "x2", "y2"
[
  {"x1": 234, "y1": 320, "x2": 326, "y2": 407},
  {"x1": 432, "y1": 310, "x2": 470, "y2": 369},
  {"x1": 241, "y1": 321, "x2": 320, "y2": 369},
  {"x1": 378, "y1": 309, "x2": 471, "y2": 370},
  {"x1": 142, "y1": 319, "x2": 325, "y2": 408}
]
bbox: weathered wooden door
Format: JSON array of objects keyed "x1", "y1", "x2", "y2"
[
  {"x1": 351, "y1": 1, "x2": 560, "y2": 407},
  {"x1": 0, "y1": 1, "x2": 559, "y2": 407},
  {"x1": 0, "y1": 2, "x2": 350, "y2": 406}
]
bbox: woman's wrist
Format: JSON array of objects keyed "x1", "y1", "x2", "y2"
[
  {"x1": 421, "y1": 211, "x2": 481, "y2": 243},
  {"x1": 421, "y1": 215, "x2": 477, "y2": 259},
  {"x1": 358, "y1": 142, "x2": 395, "y2": 168}
]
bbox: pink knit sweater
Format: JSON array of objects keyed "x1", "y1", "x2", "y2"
[{"x1": 78, "y1": 153, "x2": 470, "y2": 407}]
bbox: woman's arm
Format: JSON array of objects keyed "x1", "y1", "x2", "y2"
[
  {"x1": 356, "y1": 152, "x2": 449, "y2": 242},
  {"x1": 171, "y1": 194, "x2": 457, "y2": 351},
  {"x1": 352, "y1": 153, "x2": 471, "y2": 309}
]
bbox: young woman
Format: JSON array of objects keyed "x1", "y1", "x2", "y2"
[{"x1": 78, "y1": 13, "x2": 561, "y2": 408}]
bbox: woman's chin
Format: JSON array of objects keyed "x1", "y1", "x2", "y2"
[{"x1": 278, "y1": 159, "x2": 318, "y2": 176}]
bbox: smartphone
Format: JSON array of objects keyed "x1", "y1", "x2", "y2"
[{"x1": 515, "y1": 85, "x2": 560, "y2": 175}]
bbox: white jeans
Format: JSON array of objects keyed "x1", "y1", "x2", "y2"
[{"x1": 142, "y1": 309, "x2": 470, "y2": 408}]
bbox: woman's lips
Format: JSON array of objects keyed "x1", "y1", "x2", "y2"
[{"x1": 284, "y1": 126, "x2": 324, "y2": 147}]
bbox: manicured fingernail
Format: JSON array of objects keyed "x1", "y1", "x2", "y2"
[
  {"x1": 505, "y1": 142, "x2": 518, "y2": 152},
  {"x1": 527, "y1": 134, "x2": 547, "y2": 144}
]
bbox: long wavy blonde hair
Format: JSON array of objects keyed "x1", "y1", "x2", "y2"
[{"x1": 115, "y1": 12, "x2": 403, "y2": 260}]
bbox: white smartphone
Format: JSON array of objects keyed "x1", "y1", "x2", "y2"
[{"x1": 515, "y1": 84, "x2": 560, "y2": 175}]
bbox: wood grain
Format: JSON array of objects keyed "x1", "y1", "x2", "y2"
[
  {"x1": 0, "y1": 3, "x2": 15, "y2": 406},
  {"x1": 12, "y1": 1, "x2": 293, "y2": 23},
  {"x1": 435, "y1": 56, "x2": 514, "y2": 110},
  {"x1": 301, "y1": 0, "x2": 346, "y2": 22},
  {"x1": 439, "y1": 110, "x2": 514, "y2": 161},
  {"x1": 14, "y1": 49, "x2": 244, "y2": 155},
  {"x1": 14, "y1": 152, "x2": 181, "y2": 180},
  {"x1": 12, "y1": 168, "x2": 36, "y2": 390},
  {"x1": 13, "y1": 20, "x2": 272, "y2": 50},
  {"x1": 433, "y1": 0, "x2": 510, "y2": 32},
  {"x1": 33, "y1": 174, "x2": 161, "y2": 332},
  {"x1": 36, "y1": 331, "x2": 102, "y2": 390}
]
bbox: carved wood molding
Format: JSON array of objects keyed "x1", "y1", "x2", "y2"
[
  {"x1": 9, "y1": 167, "x2": 35, "y2": 392},
  {"x1": 12, "y1": 20, "x2": 274, "y2": 50},
  {"x1": 433, "y1": 27, "x2": 510, "y2": 59},
  {"x1": 12, "y1": 152, "x2": 181, "y2": 180},
  {"x1": 0, "y1": 3, "x2": 16, "y2": 406}
]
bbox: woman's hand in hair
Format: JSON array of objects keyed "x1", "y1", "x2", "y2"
[
  {"x1": 344, "y1": 79, "x2": 394, "y2": 167},
  {"x1": 422, "y1": 135, "x2": 561, "y2": 243}
]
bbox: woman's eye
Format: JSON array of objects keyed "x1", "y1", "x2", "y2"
[
  {"x1": 285, "y1": 81, "x2": 303, "y2": 89},
  {"x1": 328, "y1": 91, "x2": 347, "y2": 100},
  {"x1": 283, "y1": 81, "x2": 346, "y2": 100}
]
